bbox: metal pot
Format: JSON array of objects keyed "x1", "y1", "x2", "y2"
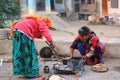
[
  {"x1": 63, "y1": 59, "x2": 69, "y2": 65},
  {"x1": 39, "y1": 47, "x2": 53, "y2": 58},
  {"x1": 44, "y1": 65, "x2": 50, "y2": 73},
  {"x1": 53, "y1": 63, "x2": 60, "y2": 69},
  {"x1": 62, "y1": 57, "x2": 82, "y2": 65}
]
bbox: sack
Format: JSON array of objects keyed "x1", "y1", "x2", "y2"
[{"x1": 91, "y1": 63, "x2": 108, "y2": 72}]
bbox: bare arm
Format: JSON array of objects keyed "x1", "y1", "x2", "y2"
[{"x1": 70, "y1": 48, "x2": 74, "y2": 59}]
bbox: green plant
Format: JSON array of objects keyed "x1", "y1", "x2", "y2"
[{"x1": 0, "y1": 0, "x2": 21, "y2": 28}]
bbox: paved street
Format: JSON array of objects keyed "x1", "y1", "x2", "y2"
[{"x1": 0, "y1": 55, "x2": 120, "y2": 80}]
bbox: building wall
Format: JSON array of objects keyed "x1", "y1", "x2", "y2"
[
  {"x1": 65, "y1": 0, "x2": 74, "y2": 17},
  {"x1": 20, "y1": 0, "x2": 52, "y2": 15},
  {"x1": 54, "y1": 0, "x2": 65, "y2": 12},
  {"x1": 108, "y1": 0, "x2": 120, "y2": 16},
  {"x1": 28, "y1": 0, "x2": 36, "y2": 14},
  {"x1": 80, "y1": 4, "x2": 96, "y2": 14},
  {"x1": 20, "y1": 0, "x2": 28, "y2": 16},
  {"x1": 65, "y1": 0, "x2": 73, "y2": 11},
  {"x1": 77, "y1": 0, "x2": 97, "y2": 15}
]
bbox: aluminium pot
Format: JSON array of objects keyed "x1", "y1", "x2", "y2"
[
  {"x1": 39, "y1": 46, "x2": 53, "y2": 58},
  {"x1": 62, "y1": 57, "x2": 82, "y2": 65}
]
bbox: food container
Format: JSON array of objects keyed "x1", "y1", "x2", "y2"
[
  {"x1": 44, "y1": 65, "x2": 50, "y2": 73},
  {"x1": 62, "y1": 59, "x2": 69, "y2": 65},
  {"x1": 53, "y1": 63, "x2": 60, "y2": 69}
]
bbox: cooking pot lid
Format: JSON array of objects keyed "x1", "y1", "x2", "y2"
[{"x1": 39, "y1": 47, "x2": 53, "y2": 58}]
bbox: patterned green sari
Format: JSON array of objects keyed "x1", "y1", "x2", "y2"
[{"x1": 12, "y1": 30, "x2": 39, "y2": 77}]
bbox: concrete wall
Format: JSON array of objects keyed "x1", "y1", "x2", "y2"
[
  {"x1": 45, "y1": 0, "x2": 51, "y2": 12},
  {"x1": 0, "y1": 40, "x2": 120, "y2": 59},
  {"x1": 80, "y1": 4, "x2": 96, "y2": 14},
  {"x1": 105, "y1": 43, "x2": 120, "y2": 59},
  {"x1": 28, "y1": 0, "x2": 36, "y2": 15},
  {"x1": 0, "y1": 40, "x2": 12, "y2": 55},
  {"x1": 20, "y1": 0, "x2": 28, "y2": 15},
  {"x1": 65, "y1": 0, "x2": 74, "y2": 16}
]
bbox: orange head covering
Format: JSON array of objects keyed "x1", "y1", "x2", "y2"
[{"x1": 25, "y1": 15, "x2": 52, "y2": 27}]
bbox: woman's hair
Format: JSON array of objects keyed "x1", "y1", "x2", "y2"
[{"x1": 78, "y1": 26, "x2": 90, "y2": 36}]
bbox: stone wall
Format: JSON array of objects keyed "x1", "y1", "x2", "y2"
[{"x1": 0, "y1": 40, "x2": 120, "y2": 59}]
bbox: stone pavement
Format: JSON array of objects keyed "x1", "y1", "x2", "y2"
[{"x1": 0, "y1": 54, "x2": 120, "y2": 80}]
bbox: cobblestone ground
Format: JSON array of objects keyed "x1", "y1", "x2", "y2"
[{"x1": 0, "y1": 54, "x2": 120, "y2": 80}]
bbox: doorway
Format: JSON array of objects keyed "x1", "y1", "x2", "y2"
[
  {"x1": 51, "y1": 0, "x2": 55, "y2": 10},
  {"x1": 36, "y1": 0, "x2": 45, "y2": 11},
  {"x1": 102, "y1": 0, "x2": 108, "y2": 16}
]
